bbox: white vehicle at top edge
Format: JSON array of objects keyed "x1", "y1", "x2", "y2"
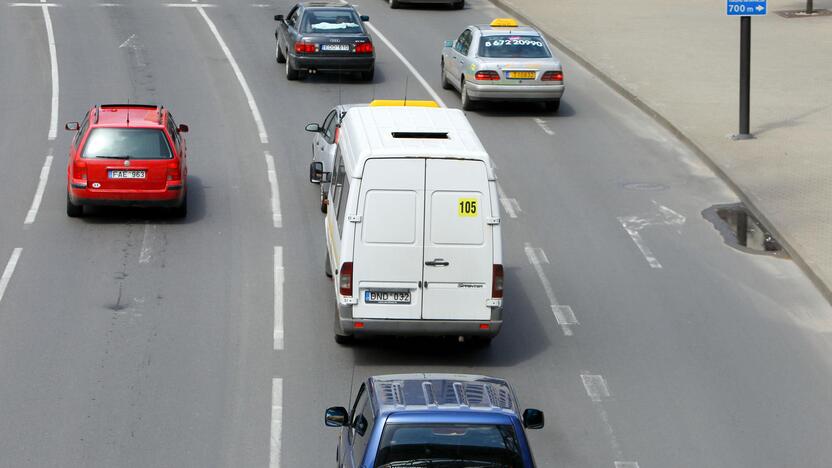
[{"x1": 310, "y1": 100, "x2": 504, "y2": 344}]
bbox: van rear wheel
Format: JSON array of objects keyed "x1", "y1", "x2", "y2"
[{"x1": 334, "y1": 305, "x2": 354, "y2": 345}]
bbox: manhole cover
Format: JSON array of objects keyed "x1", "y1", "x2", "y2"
[
  {"x1": 703, "y1": 203, "x2": 788, "y2": 258},
  {"x1": 776, "y1": 9, "x2": 832, "y2": 17}
]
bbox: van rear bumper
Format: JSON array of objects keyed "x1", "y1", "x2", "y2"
[{"x1": 339, "y1": 316, "x2": 502, "y2": 337}]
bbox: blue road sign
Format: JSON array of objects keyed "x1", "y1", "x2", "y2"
[{"x1": 726, "y1": 0, "x2": 767, "y2": 15}]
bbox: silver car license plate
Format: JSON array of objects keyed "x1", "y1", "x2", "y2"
[
  {"x1": 109, "y1": 170, "x2": 146, "y2": 179},
  {"x1": 321, "y1": 44, "x2": 350, "y2": 52},
  {"x1": 364, "y1": 290, "x2": 411, "y2": 304}
]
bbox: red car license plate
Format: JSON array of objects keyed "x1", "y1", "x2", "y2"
[{"x1": 108, "y1": 170, "x2": 146, "y2": 179}]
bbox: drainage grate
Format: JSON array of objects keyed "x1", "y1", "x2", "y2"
[{"x1": 703, "y1": 203, "x2": 787, "y2": 257}]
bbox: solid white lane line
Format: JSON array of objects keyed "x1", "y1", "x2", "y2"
[
  {"x1": 139, "y1": 223, "x2": 155, "y2": 264},
  {"x1": 264, "y1": 151, "x2": 283, "y2": 228},
  {"x1": 524, "y1": 243, "x2": 578, "y2": 336},
  {"x1": 273, "y1": 246, "x2": 284, "y2": 350},
  {"x1": 533, "y1": 118, "x2": 555, "y2": 136},
  {"x1": 362, "y1": 22, "x2": 446, "y2": 108},
  {"x1": 9, "y1": 3, "x2": 59, "y2": 7},
  {"x1": 270, "y1": 377, "x2": 283, "y2": 468},
  {"x1": 0, "y1": 248, "x2": 23, "y2": 304},
  {"x1": 615, "y1": 463, "x2": 641, "y2": 468},
  {"x1": 194, "y1": 5, "x2": 268, "y2": 143},
  {"x1": 42, "y1": 1, "x2": 59, "y2": 140},
  {"x1": 580, "y1": 374, "x2": 610, "y2": 402},
  {"x1": 24, "y1": 153, "x2": 53, "y2": 225},
  {"x1": 496, "y1": 182, "x2": 519, "y2": 219}
]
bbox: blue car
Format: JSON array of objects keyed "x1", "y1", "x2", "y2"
[{"x1": 325, "y1": 373, "x2": 544, "y2": 467}]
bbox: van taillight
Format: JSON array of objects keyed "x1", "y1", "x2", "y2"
[
  {"x1": 167, "y1": 161, "x2": 181, "y2": 181},
  {"x1": 492, "y1": 264, "x2": 504, "y2": 298},
  {"x1": 339, "y1": 262, "x2": 353, "y2": 297}
]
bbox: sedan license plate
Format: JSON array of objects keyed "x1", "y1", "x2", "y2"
[
  {"x1": 321, "y1": 44, "x2": 350, "y2": 52},
  {"x1": 506, "y1": 71, "x2": 536, "y2": 79},
  {"x1": 364, "y1": 290, "x2": 411, "y2": 304},
  {"x1": 109, "y1": 170, "x2": 146, "y2": 179}
]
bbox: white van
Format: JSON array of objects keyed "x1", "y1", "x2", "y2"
[{"x1": 311, "y1": 101, "x2": 504, "y2": 344}]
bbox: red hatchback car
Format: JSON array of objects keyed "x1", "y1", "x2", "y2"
[{"x1": 65, "y1": 104, "x2": 189, "y2": 217}]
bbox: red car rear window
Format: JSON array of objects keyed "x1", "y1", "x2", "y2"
[{"x1": 82, "y1": 128, "x2": 172, "y2": 160}]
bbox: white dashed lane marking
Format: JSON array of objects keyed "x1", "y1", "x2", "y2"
[
  {"x1": 270, "y1": 377, "x2": 283, "y2": 468},
  {"x1": 0, "y1": 248, "x2": 23, "y2": 304},
  {"x1": 24, "y1": 153, "x2": 53, "y2": 225},
  {"x1": 264, "y1": 151, "x2": 283, "y2": 229},
  {"x1": 524, "y1": 243, "x2": 579, "y2": 335},
  {"x1": 273, "y1": 246, "x2": 284, "y2": 350}
]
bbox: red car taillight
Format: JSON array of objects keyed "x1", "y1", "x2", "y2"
[
  {"x1": 294, "y1": 42, "x2": 317, "y2": 54},
  {"x1": 339, "y1": 262, "x2": 353, "y2": 297},
  {"x1": 167, "y1": 161, "x2": 181, "y2": 182},
  {"x1": 475, "y1": 70, "x2": 500, "y2": 81},
  {"x1": 542, "y1": 71, "x2": 563, "y2": 81},
  {"x1": 492, "y1": 264, "x2": 504, "y2": 299},
  {"x1": 73, "y1": 160, "x2": 87, "y2": 182},
  {"x1": 355, "y1": 42, "x2": 374, "y2": 54}
]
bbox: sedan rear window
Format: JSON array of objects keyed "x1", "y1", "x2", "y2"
[
  {"x1": 302, "y1": 9, "x2": 363, "y2": 34},
  {"x1": 374, "y1": 423, "x2": 524, "y2": 467},
  {"x1": 82, "y1": 128, "x2": 172, "y2": 160},
  {"x1": 478, "y1": 35, "x2": 551, "y2": 58}
]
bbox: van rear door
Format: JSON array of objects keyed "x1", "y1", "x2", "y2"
[
  {"x1": 421, "y1": 159, "x2": 493, "y2": 321},
  {"x1": 351, "y1": 159, "x2": 425, "y2": 320}
]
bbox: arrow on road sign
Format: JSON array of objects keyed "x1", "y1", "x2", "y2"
[{"x1": 756, "y1": 5, "x2": 764, "y2": 10}]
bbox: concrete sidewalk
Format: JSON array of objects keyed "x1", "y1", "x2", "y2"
[{"x1": 494, "y1": 0, "x2": 832, "y2": 298}]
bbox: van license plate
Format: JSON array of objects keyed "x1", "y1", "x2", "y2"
[
  {"x1": 109, "y1": 170, "x2": 146, "y2": 179},
  {"x1": 364, "y1": 290, "x2": 411, "y2": 304}
]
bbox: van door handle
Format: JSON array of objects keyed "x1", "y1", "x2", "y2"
[{"x1": 425, "y1": 258, "x2": 449, "y2": 267}]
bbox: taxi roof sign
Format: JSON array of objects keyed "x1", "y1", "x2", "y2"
[
  {"x1": 369, "y1": 100, "x2": 440, "y2": 108},
  {"x1": 490, "y1": 18, "x2": 519, "y2": 27}
]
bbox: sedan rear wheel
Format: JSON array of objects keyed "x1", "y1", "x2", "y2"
[
  {"x1": 286, "y1": 57, "x2": 300, "y2": 80},
  {"x1": 461, "y1": 80, "x2": 476, "y2": 111},
  {"x1": 275, "y1": 37, "x2": 286, "y2": 63},
  {"x1": 453, "y1": 0, "x2": 464, "y2": 9},
  {"x1": 389, "y1": 0, "x2": 401, "y2": 8},
  {"x1": 440, "y1": 61, "x2": 452, "y2": 90},
  {"x1": 544, "y1": 99, "x2": 561, "y2": 113}
]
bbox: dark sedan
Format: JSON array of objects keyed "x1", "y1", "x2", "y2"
[{"x1": 274, "y1": 2, "x2": 375, "y2": 81}]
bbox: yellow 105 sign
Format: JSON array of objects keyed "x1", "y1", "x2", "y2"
[{"x1": 458, "y1": 198, "x2": 478, "y2": 217}]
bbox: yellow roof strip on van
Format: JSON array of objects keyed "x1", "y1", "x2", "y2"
[
  {"x1": 490, "y1": 18, "x2": 519, "y2": 27},
  {"x1": 368, "y1": 100, "x2": 440, "y2": 108}
]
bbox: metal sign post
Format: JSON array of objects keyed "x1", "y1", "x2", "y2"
[{"x1": 726, "y1": 0, "x2": 766, "y2": 140}]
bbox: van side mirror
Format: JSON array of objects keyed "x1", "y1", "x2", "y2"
[
  {"x1": 274, "y1": 14, "x2": 284, "y2": 21},
  {"x1": 65, "y1": 122, "x2": 80, "y2": 131},
  {"x1": 178, "y1": 124, "x2": 189, "y2": 133},
  {"x1": 305, "y1": 123, "x2": 321, "y2": 133},
  {"x1": 325, "y1": 406, "x2": 349, "y2": 427},
  {"x1": 310, "y1": 161, "x2": 331, "y2": 184},
  {"x1": 360, "y1": 15, "x2": 370, "y2": 21},
  {"x1": 443, "y1": 40, "x2": 454, "y2": 48},
  {"x1": 522, "y1": 409, "x2": 544, "y2": 429}
]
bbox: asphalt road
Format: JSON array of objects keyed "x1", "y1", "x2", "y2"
[{"x1": 1, "y1": 0, "x2": 831, "y2": 467}]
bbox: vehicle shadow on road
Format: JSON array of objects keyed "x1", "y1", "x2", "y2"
[
  {"x1": 349, "y1": 266, "x2": 552, "y2": 368},
  {"x1": 79, "y1": 175, "x2": 207, "y2": 225},
  {"x1": 296, "y1": 66, "x2": 391, "y2": 87},
  {"x1": 472, "y1": 99, "x2": 576, "y2": 118}
]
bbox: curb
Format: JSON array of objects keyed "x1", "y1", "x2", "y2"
[{"x1": 487, "y1": 0, "x2": 832, "y2": 304}]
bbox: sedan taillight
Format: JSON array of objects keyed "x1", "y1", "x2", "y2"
[
  {"x1": 355, "y1": 42, "x2": 374, "y2": 54},
  {"x1": 492, "y1": 264, "x2": 504, "y2": 299},
  {"x1": 339, "y1": 262, "x2": 353, "y2": 297},
  {"x1": 542, "y1": 71, "x2": 564, "y2": 81},
  {"x1": 475, "y1": 70, "x2": 500, "y2": 81},
  {"x1": 294, "y1": 42, "x2": 317, "y2": 54}
]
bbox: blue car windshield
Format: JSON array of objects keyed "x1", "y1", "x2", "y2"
[
  {"x1": 82, "y1": 128, "x2": 172, "y2": 160},
  {"x1": 478, "y1": 35, "x2": 551, "y2": 58},
  {"x1": 374, "y1": 423, "x2": 524, "y2": 468},
  {"x1": 302, "y1": 9, "x2": 363, "y2": 34}
]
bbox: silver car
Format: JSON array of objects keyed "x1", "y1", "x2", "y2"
[{"x1": 441, "y1": 19, "x2": 565, "y2": 112}]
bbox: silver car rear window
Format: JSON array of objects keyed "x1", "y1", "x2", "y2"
[{"x1": 478, "y1": 35, "x2": 551, "y2": 58}]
